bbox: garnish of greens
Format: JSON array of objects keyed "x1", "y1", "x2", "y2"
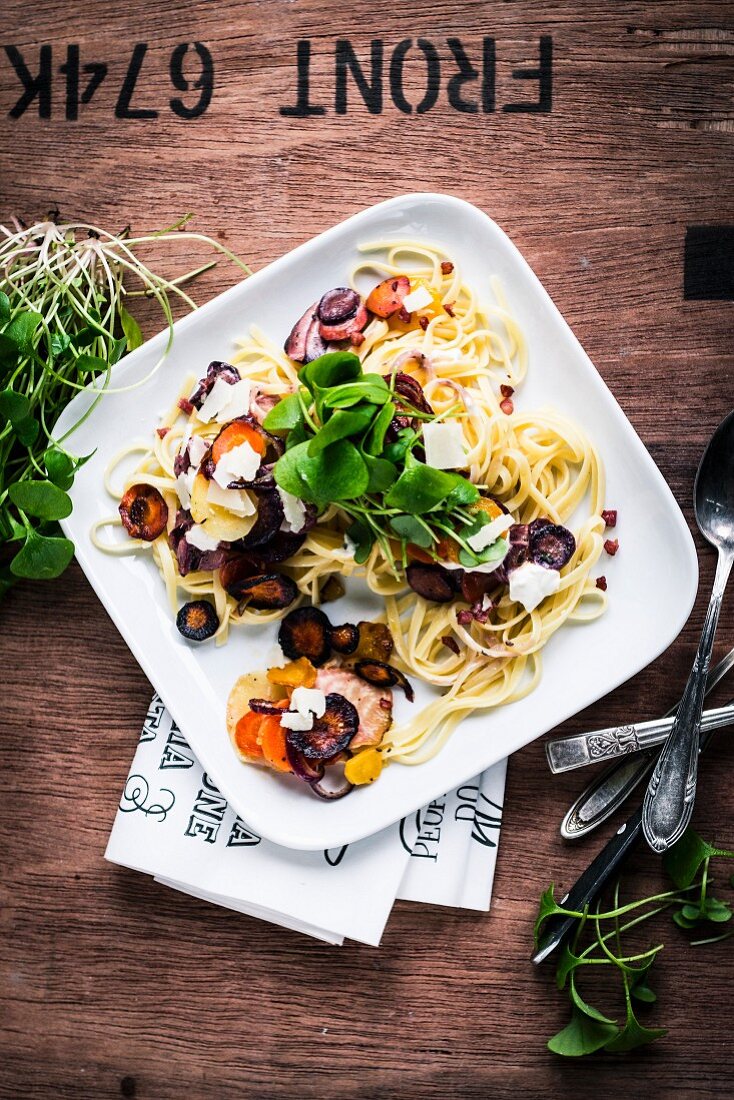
[
  {"x1": 264, "y1": 350, "x2": 506, "y2": 572},
  {"x1": 0, "y1": 214, "x2": 248, "y2": 596},
  {"x1": 534, "y1": 828, "x2": 734, "y2": 1057}
]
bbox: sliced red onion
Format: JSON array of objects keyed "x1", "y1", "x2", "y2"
[
  {"x1": 248, "y1": 698, "x2": 284, "y2": 715},
  {"x1": 284, "y1": 302, "x2": 318, "y2": 362},
  {"x1": 393, "y1": 371, "x2": 434, "y2": 415},
  {"x1": 235, "y1": 491, "x2": 284, "y2": 549},
  {"x1": 319, "y1": 303, "x2": 368, "y2": 342},
  {"x1": 309, "y1": 762, "x2": 354, "y2": 801},
  {"x1": 285, "y1": 738, "x2": 325, "y2": 782}
]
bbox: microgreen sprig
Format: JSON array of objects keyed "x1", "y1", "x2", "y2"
[
  {"x1": 535, "y1": 829, "x2": 734, "y2": 1057},
  {"x1": 0, "y1": 214, "x2": 248, "y2": 592}
]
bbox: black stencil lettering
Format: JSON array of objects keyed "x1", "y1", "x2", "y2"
[
  {"x1": 389, "y1": 38, "x2": 440, "y2": 115},
  {"x1": 115, "y1": 43, "x2": 158, "y2": 120},
  {"x1": 684, "y1": 226, "x2": 734, "y2": 300},
  {"x1": 446, "y1": 38, "x2": 478, "y2": 113},
  {"x1": 481, "y1": 37, "x2": 496, "y2": 113},
  {"x1": 335, "y1": 39, "x2": 383, "y2": 114},
  {"x1": 502, "y1": 36, "x2": 552, "y2": 113},
  {"x1": 59, "y1": 44, "x2": 79, "y2": 120},
  {"x1": 170, "y1": 42, "x2": 214, "y2": 119},
  {"x1": 81, "y1": 62, "x2": 107, "y2": 106},
  {"x1": 5, "y1": 45, "x2": 52, "y2": 119},
  {"x1": 280, "y1": 40, "x2": 326, "y2": 117}
]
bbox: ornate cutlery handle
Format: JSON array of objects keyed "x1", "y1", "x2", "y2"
[
  {"x1": 643, "y1": 550, "x2": 734, "y2": 852},
  {"x1": 545, "y1": 702, "x2": 734, "y2": 774},
  {"x1": 558, "y1": 646, "x2": 734, "y2": 839}
]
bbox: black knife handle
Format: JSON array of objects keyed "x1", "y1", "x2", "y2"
[{"x1": 532, "y1": 726, "x2": 717, "y2": 964}]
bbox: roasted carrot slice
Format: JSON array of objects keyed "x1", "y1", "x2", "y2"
[
  {"x1": 258, "y1": 712, "x2": 292, "y2": 773},
  {"x1": 212, "y1": 419, "x2": 265, "y2": 465},
  {"x1": 267, "y1": 657, "x2": 318, "y2": 689},
  {"x1": 365, "y1": 275, "x2": 410, "y2": 318},
  {"x1": 234, "y1": 711, "x2": 266, "y2": 758}
]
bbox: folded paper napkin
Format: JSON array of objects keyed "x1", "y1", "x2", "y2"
[{"x1": 105, "y1": 694, "x2": 507, "y2": 945}]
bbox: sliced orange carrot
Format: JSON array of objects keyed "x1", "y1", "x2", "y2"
[
  {"x1": 234, "y1": 711, "x2": 266, "y2": 758},
  {"x1": 405, "y1": 542, "x2": 433, "y2": 565},
  {"x1": 258, "y1": 712, "x2": 292, "y2": 773},
  {"x1": 212, "y1": 420, "x2": 265, "y2": 465},
  {"x1": 365, "y1": 275, "x2": 410, "y2": 318}
]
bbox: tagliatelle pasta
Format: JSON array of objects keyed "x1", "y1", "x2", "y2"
[{"x1": 94, "y1": 239, "x2": 607, "y2": 771}]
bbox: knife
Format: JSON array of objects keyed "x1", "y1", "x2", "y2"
[{"x1": 532, "y1": 723, "x2": 719, "y2": 965}]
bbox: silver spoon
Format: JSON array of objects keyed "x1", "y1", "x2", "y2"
[{"x1": 642, "y1": 410, "x2": 734, "y2": 852}]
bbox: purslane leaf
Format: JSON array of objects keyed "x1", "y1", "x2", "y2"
[
  {"x1": 274, "y1": 438, "x2": 369, "y2": 506},
  {"x1": 547, "y1": 1007, "x2": 619, "y2": 1057},
  {"x1": 8, "y1": 479, "x2": 72, "y2": 521},
  {"x1": 119, "y1": 302, "x2": 143, "y2": 351},
  {"x1": 263, "y1": 392, "x2": 305, "y2": 434},
  {"x1": 10, "y1": 531, "x2": 75, "y2": 579}
]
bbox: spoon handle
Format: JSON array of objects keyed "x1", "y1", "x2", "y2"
[{"x1": 642, "y1": 550, "x2": 734, "y2": 852}]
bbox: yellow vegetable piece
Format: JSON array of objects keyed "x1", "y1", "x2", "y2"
[
  {"x1": 344, "y1": 748, "x2": 384, "y2": 786},
  {"x1": 267, "y1": 657, "x2": 317, "y2": 690},
  {"x1": 189, "y1": 472, "x2": 258, "y2": 542},
  {"x1": 470, "y1": 497, "x2": 503, "y2": 521}
]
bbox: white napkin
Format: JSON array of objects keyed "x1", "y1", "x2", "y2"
[{"x1": 105, "y1": 694, "x2": 507, "y2": 945}]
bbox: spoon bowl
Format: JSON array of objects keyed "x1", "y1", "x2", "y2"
[{"x1": 694, "y1": 410, "x2": 734, "y2": 550}]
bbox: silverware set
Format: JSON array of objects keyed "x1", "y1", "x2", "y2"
[{"x1": 534, "y1": 410, "x2": 734, "y2": 964}]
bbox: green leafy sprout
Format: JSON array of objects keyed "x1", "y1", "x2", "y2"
[
  {"x1": 0, "y1": 213, "x2": 249, "y2": 594},
  {"x1": 264, "y1": 350, "x2": 508, "y2": 575},
  {"x1": 535, "y1": 829, "x2": 734, "y2": 1057}
]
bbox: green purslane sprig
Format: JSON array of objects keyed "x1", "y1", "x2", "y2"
[
  {"x1": 0, "y1": 214, "x2": 248, "y2": 594},
  {"x1": 264, "y1": 349, "x2": 502, "y2": 574},
  {"x1": 535, "y1": 829, "x2": 734, "y2": 1057}
]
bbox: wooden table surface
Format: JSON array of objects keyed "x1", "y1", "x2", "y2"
[{"x1": 2, "y1": 2, "x2": 733, "y2": 1096}]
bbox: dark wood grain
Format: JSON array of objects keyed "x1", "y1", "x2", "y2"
[{"x1": 1, "y1": 2, "x2": 733, "y2": 1097}]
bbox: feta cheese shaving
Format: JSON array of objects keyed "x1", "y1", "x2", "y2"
[
  {"x1": 206, "y1": 479, "x2": 256, "y2": 517},
  {"x1": 187, "y1": 435, "x2": 208, "y2": 468},
  {"x1": 186, "y1": 524, "x2": 221, "y2": 552},
  {"x1": 175, "y1": 470, "x2": 195, "y2": 510},
  {"x1": 217, "y1": 378, "x2": 251, "y2": 421},
  {"x1": 279, "y1": 710, "x2": 314, "y2": 732},
  {"x1": 197, "y1": 376, "x2": 237, "y2": 423},
  {"x1": 467, "y1": 513, "x2": 514, "y2": 553},
  {"x1": 212, "y1": 439, "x2": 261, "y2": 488},
  {"x1": 423, "y1": 420, "x2": 467, "y2": 470},
  {"x1": 290, "y1": 686, "x2": 326, "y2": 719},
  {"x1": 508, "y1": 562, "x2": 561, "y2": 612},
  {"x1": 402, "y1": 284, "x2": 433, "y2": 312},
  {"x1": 277, "y1": 486, "x2": 307, "y2": 533}
]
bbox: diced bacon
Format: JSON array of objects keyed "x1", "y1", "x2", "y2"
[
  {"x1": 441, "y1": 634, "x2": 460, "y2": 654},
  {"x1": 178, "y1": 397, "x2": 194, "y2": 415},
  {"x1": 156, "y1": 426, "x2": 170, "y2": 438},
  {"x1": 441, "y1": 261, "x2": 454, "y2": 275},
  {"x1": 500, "y1": 398, "x2": 514, "y2": 415},
  {"x1": 596, "y1": 576, "x2": 608, "y2": 591},
  {"x1": 418, "y1": 316, "x2": 429, "y2": 331},
  {"x1": 500, "y1": 384, "x2": 514, "y2": 399},
  {"x1": 314, "y1": 666, "x2": 392, "y2": 749},
  {"x1": 604, "y1": 538, "x2": 619, "y2": 556},
  {"x1": 444, "y1": 302, "x2": 455, "y2": 317},
  {"x1": 601, "y1": 509, "x2": 617, "y2": 528}
]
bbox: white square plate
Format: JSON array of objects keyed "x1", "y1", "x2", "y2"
[{"x1": 57, "y1": 194, "x2": 698, "y2": 850}]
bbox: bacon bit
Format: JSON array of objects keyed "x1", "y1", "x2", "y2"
[
  {"x1": 444, "y1": 302, "x2": 455, "y2": 317},
  {"x1": 156, "y1": 426, "x2": 170, "y2": 438},
  {"x1": 457, "y1": 609, "x2": 473, "y2": 626},
  {"x1": 500, "y1": 398, "x2": 514, "y2": 415},
  {"x1": 440, "y1": 261, "x2": 454, "y2": 275},
  {"x1": 441, "y1": 634, "x2": 460, "y2": 655},
  {"x1": 398, "y1": 306, "x2": 411, "y2": 323},
  {"x1": 601, "y1": 509, "x2": 617, "y2": 528},
  {"x1": 596, "y1": 575, "x2": 608, "y2": 591},
  {"x1": 604, "y1": 538, "x2": 619, "y2": 556},
  {"x1": 178, "y1": 397, "x2": 194, "y2": 415},
  {"x1": 350, "y1": 331, "x2": 366, "y2": 347},
  {"x1": 500, "y1": 384, "x2": 514, "y2": 399},
  {"x1": 456, "y1": 604, "x2": 490, "y2": 626},
  {"x1": 418, "y1": 315, "x2": 429, "y2": 331}
]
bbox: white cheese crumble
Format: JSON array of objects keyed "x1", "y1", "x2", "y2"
[
  {"x1": 423, "y1": 420, "x2": 467, "y2": 470},
  {"x1": 175, "y1": 470, "x2": 195, "y2": 510},
  {"x1": 197, "y1": 376, "x2": 238, "y2": 423},
  {"x1": 219, "y1": 379, "x2": 252, "y2": 421},
  {"x1": 187, "y1": 435, "x2": 208, "y2": 468},
  {"x1": 206, "y1": 479, "x2": 256, "y2": 517},
  {"x1": 277, "y1": 486, "x2": 307, "y2": 533},
  {"x1": 185, "y1": 524, "x2": 221, "y2": 552},
  {"x1": 279, "y1": 711, "x2": 314, "y2": 732},
  {"x1": 467, "y1": 513, "x2": 514, "y2": 553},
  {"x1": 509, "y1": 562, "x2": 561, "y2": 612},
  {"x1": 290, "y1": 686, "x2": 326, "y2": 719},
  {"x1": 402, "y1": 284, "x2": 433, "y2": 312},
  {"x1": 212, "y1": 439, "x2": 261, "y2": 489}
]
